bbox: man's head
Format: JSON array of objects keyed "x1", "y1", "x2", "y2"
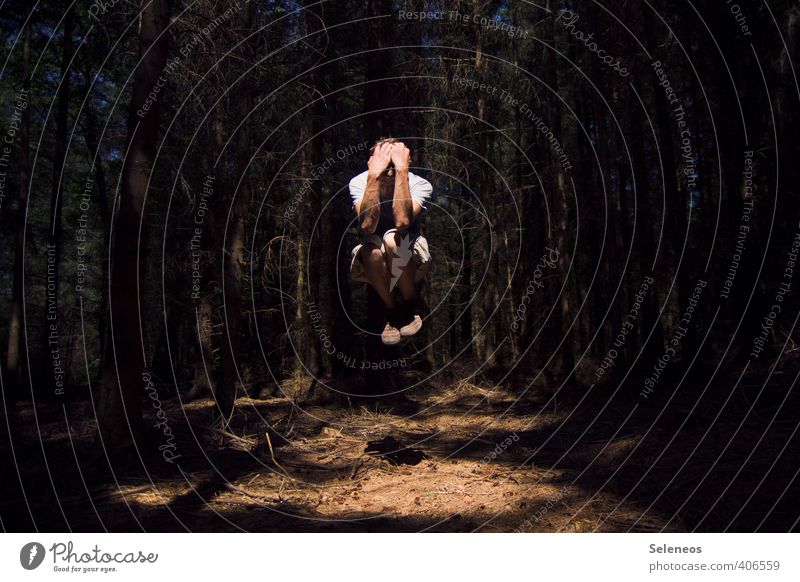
[
  {"x1": 369, "y1": 137, "x2": 411, "y2": 180},
  {"x1": 369, "y1": 137, "x2": 400, "y2": 155}
]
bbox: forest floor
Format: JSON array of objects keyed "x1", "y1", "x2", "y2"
[{"x1": 2, "y1": 366, "x2": 798, "y2": 532}]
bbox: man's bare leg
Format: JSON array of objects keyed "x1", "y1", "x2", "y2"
[
  {"x1": 382, "y1": 231, "x2": 416, "y2": 300},
  {"x1": 396, "y1": 259, "x2": 417, "y2": 303},
  {"x1": 383, "y1": 231, "x2": 423, "y2": 337},
  {"x1": 359, "y1": 244, "x2": 396, "y2": 308},
  {"x1": 359, "y1": 244, "x2": 401, "y2": 344}
]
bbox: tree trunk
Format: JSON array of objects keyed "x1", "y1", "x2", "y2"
[
  {"x1": 472, "y1": 0, "x2": 499, "y2": 365},
  {"x1": 214, "y1": 1, "x2": 257, "y2": 425},
  {"x1": 43, "y1": 5, "x2": 74, "y2": 398},
  {"x1": 97, "y1": 0, "x2": 170, "y2": 454},
  {"x1": 363, "y1": 0, "x2": 395, "y2": 141},
  {"x1": 544, "y1": 0, "x2": 574, "y2": 376},
  {"x1": 5, "y1": 21, "x2": 31, "y2": 401},
  {"x1": 82, "y1": 89, "x2": 111, "y2": 373},
  {"x1": 215, "y1": 189, "x2": 245, "y2": 424},
  {"x1": 641, "y1": 6, "x2": 686, "y2": 346}
]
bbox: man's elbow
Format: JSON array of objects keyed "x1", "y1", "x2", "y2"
[
  {"x1": 393, "y1": 208, "x2": 413, "y2": 231},
  {"x1": 394, "y1": 215, "x2": 411, "y2": 231},
  {"x1": 360, "y1": 216, "x2": 378, "y2": 234}
]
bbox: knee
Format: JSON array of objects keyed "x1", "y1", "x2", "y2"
[
  {"x1": 361, "y1": 245, "x2": 385, "y2": 267},
  {"x1": 382, "y1": 231, "x2": 398, "y2": 254}
]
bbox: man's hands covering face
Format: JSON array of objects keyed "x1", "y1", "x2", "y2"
[
  {"x1": 389, "y1": 142, "x2": 410, "y2": 172},
  {"x1": 367, "y1": 142, "x2": 411, "y2": 176},
  {"x1": 367, "y1": 142, "x2": 394, "y2": 176}
]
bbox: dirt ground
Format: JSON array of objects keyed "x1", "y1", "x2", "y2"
[{"x1": 2, "y1": 368, "x2": 798, "y2": 532}]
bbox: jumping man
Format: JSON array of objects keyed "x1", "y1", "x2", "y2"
[{"x1": 349, "y1": 138, "x2": 432, "y2": 345}]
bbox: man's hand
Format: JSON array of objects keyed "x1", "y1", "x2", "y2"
[
  {"x1": 390, "y1": 142, "x2": 410, "y2": 172},
  {"x1": 367, "y1": 142, "x2": 394, "y2": 177}
]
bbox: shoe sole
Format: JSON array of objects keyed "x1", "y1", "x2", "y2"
[{"x1": 400, "y1": 317, "x2": 423, "y2": 337}]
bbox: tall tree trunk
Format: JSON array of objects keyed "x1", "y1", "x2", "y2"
[
  {"x1": 214, "y1": 1, "x2": 257, "y2": 425},
  {"x1": 364, "y1": 0, "x2": 394, "y2": 141},
  {"x1": 5, "y1": 21, "x2": 31, "y2": 401},
  {"x1": 292, "y1": 0, "x2": 327, "y2": 379},
  {"x1": 44, "y1": 5, "x2": 75, "y2": 397},
  {"x1": 459, "y1": 184, "x2": 473, "y2": 348},
  {"x1": 292, "y1": 45, "x2": 313, "y2": 382},
  {"x1": 641, "y1": 6, "x2": 686, "y2": 345},
  {"x1": 82, "y1": 90, "x2": 111, "y2": 373},
  {"x1": 544, "y1": 0, "x2": 575, "y2": 376},
  {"x1": 97, "y1": 0, "x2": 170, "y2": 454},
  {"x1": 473, "y1": 0, "x2": 499, "y2": 365},
  {"x1": 627, "y1": 84, "x2": 665, "y2": 372},
  {"x1": 215, "y1": 187, "x2": 245, "y2": 424}
]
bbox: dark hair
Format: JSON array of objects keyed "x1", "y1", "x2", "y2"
[{"x1": 369, "y1": 137, "x2": 399, "y2": 155}]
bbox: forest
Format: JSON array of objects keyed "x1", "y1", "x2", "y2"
[{"x1": 1, "y1": 0, "x2": 799, "y2": 532}]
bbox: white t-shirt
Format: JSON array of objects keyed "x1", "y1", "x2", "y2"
[{"x1": 348, "y1": 170, "x2": 433, "y2": 209}]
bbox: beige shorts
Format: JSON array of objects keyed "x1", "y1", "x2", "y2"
[{"x1": 350, "y1": 229, "x2": 431, "y2": 284}]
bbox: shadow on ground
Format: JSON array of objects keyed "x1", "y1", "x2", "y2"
[{"x1": 1, "y1": 367, "x2": 798, "y2": 532}]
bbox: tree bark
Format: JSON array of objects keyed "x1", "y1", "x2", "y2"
[
  {"x1": 5, "y1": 20, "x2": 31, "y2": 401},
  {"x1": 641, "y1": 6, "x2": 686, "y2": 347},
  {"x1": 544, "y1": 0, "x2": 575, "y2": 376},
  {"x1": 43, "y1": 5, "x2": 74, "y2": 397},
  {"x1": 97, "y1": 0, "x2": 170, "y2": 454},
  {"x1": 214, "y1": 1, "x2": 257, "y2": 424},
  {"x1": 82, "y1": 88, "x2": 111, "y2": 373}
]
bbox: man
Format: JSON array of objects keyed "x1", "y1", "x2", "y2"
[{"x1": 349, "y1": 138, "x2": 432, "y2": 345}]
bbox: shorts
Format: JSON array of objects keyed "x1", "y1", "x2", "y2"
[{"x1": 350, "y1": 228, "x2": 431, "y2": 284}]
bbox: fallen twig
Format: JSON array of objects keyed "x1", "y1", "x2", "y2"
[
  {"x1": 349, "y1": 459, "x2": 364, "y2": 480},
  {"x1": 223, "y1": 483, "x2": 283, "y2": 505},
  {"x1": 265, "y1": 431, "x2": 289, "y2": 476}
]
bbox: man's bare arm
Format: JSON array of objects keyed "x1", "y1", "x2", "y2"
[
  {"x1": 392, "y1": 168, "x2": 413, "y2": 230},
  {"x1": 356, "y1": 142, "x2": 393, "y2": 233},
  {"x1": 390, "y1": 143, "x2": 420, "y2": 231},
  {"x1": 356, "y1": 172, "x2": 381, "y2": 233}
]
